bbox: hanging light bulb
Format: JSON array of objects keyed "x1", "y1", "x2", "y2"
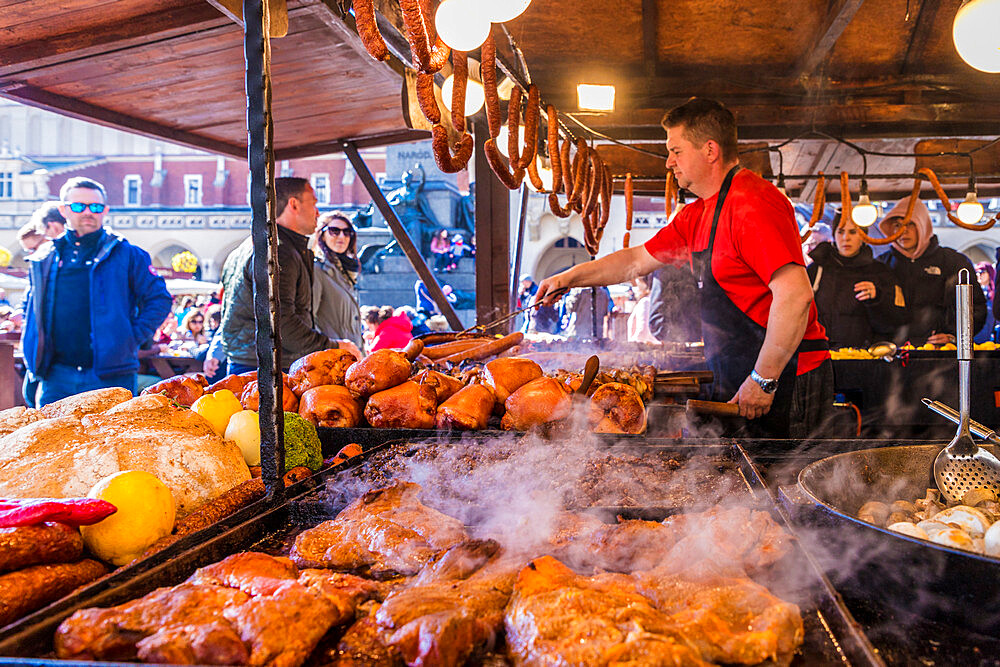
[
  {"x1": 496, "y1": 124, "x2": 528, "y2": 160},
  {"x1": 526, "y1": 157, "x2": 553, "y2": 193},
  {"x1": 441, "y1": 73, "x2": 485, "y2": 116},
  {"x1": 957, "y1": 190, "x2": 985, "y2": 224},
  {"x1": 852, "y1": 181, "x2": 879, "y2": 228},
  {"x1": 487, "y1": 0, "x2": 532, "y2": 23},
  {"x1": 435, "y1": 0, "x2": 491, "y2": 52},
  {"x1": 953, "y1": 0, "x2": 1000, "y2": 73}
]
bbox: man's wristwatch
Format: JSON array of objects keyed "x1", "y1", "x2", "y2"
[{"x1": 750, "y1": 369, "x2": 778, "y2": 394}]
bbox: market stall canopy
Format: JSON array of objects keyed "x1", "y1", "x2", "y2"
[{"x1": 0, "y1": 0, "x2": 426, "y2": 159}]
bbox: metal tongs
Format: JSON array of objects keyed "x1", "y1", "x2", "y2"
[
  {"x1": 457, "y1": 287, "x2": 569, "y2": 336},
  {"x1": 931, "y1": 269, "x2": 1000, "y2": 503},
  {"x1": 922, "y1": 398, "x2": 1000, "y2": 447}
]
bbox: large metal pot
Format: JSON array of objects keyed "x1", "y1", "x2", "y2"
[{"x1": 788, "y1": 444, "x2": 1000, "y2": 634}]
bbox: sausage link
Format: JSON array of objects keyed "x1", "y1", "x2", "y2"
[
  {"x1": 436, "y1": 332, "x2": 525, "y2": 365},
  {"x1": 0, "y1": 523, "x2": 82, "y2": 574},
  {"x1": 399, "y1": 0, "x2": 431, "y2": 70},
  {"x1": 431, "y1": 125, "x2": 473, "y2": 173},
  {"x1": 599, "y1": 168, "x2": 612, "y2": 228},
  {"x1": 173, "y1": 478, "x2": 266, "y2": 538},
  {"x1": 560, "y1": 137, "x2": 574, "y2": 201},
  {"x1": 0, "y1": 559, "x2": 106, "y2": 627},
  {"x1": 547, "y1": 105, "x2": 562, "y2": 194},
  {"x1": 526, "y1": 155, "x2": 545, "y2": 192},
  {"x1": 416, "y1": 72, "x2": 441, "y2": 124},
  {"x1": 450, "y1": 50, "x2": 468, "y2": 133},
  {"x1": 424, "y1": 338, "x2": 491, "y2": 359},
  {"x1": 480, "y1": 34, "x2": 502, "y2": 138},
  {"x1": 583, "y1": 150, "x2": 601, "y2": 218},
  {"x1": 625, "y1": 172, "x2": 634, "y2": 234},
  {"x1": 516, "y1": 85, "x2": 540, "y2": 169},
  {"x1": 485, "y1": 138, "x2": 525, "y2": 189},
  {"x1": 353, "y1": 0, "x2": 389, "y2": 61},
  {"x1": 507, "y1": 86, "x2": 523, "y2": 167}
]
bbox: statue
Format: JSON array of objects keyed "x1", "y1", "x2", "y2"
[{"x1": 382, "y1": 164, "x2": 440, "y2": 256}]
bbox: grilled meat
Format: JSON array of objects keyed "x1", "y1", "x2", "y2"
[
  {"x1": 0, "y1": 522, "x2": 83, "y2": 573},
  {"x1": 345, "y1": 349, "x2": 413, "y2": 399},
  {"x1": 481, "y1": 358, "x2": 543, "y2": 409},
  {"x1": 500, "y1": 377, "x2": 572, "y2": 431},
  {"x1": 435, "y1": 383, "x2": 495, "y2": 430},
  {"x1": 413, "y1": 369, "x2": 465, "y2": 403},
  {"x1": 290, "y1": 482, "x2": 467, "y2": 576},
  {"x1": 288, "y1": 349, "x2": 359, "y2": 396},
  {"x1": 588, "y1": 381, "x2": 646, "y2": 434},
  {"x1": 187, "y1": 551, "x2": 298, "y2": 596},
  {"x1": 364, "y1": 381, "x2": 437, "y2": 430},
  {"x1": 299, "y1": 385, "x2": 363, "y2": 428}
]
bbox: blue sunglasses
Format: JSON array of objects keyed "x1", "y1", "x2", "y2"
[{"x1": 66, "y1": 202, "x2": 106, "y2": 214}]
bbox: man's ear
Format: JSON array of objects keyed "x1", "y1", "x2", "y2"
[{"x1": 703, "y1": 140, "x2": 721, "y2": 163}]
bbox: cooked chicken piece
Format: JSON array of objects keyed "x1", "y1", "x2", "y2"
[
  {"x1": 290, "y1": 482, "x2": 467, "y2": 577},
  {"x1": 134, "y1": 622, "x2": 248, "y2": 666},
  {"x1": 375, "y1": 542, "x2": 519, "y2": 667},
  {"x1": 413, "y1": 369, "x2": 465, "y2": 403},
  {"x1": 240, "y1": 374, "x2": 299, "y2": 412},
  {"x1": 500, "y1": 377, "x2": 572, "y2": 431},
  {"x1": 141, "y1": 374, "x2": 208, "y2": 407},
  {"x1": 297, "y1": 569, "x2": 381, "y2": 620},
  {"x1": 187, "y1": 552, "x2": 298, "y2": 597},
  {"x1": 299, "y1": 385, "x2": 363, "y2": 428},
  {"x1": 482, "y1": 357, "x2": 543, "y2": 410},
  {"x1": 436, "y1": 383, "x2": 495, "y2": 430},
  {"x1": 633, "y1": 571, "x2": 804, "y2": 665},
  {"x1": 222, "y1": 580, "x2": 338, "y2": 667},
  {"x1": 206, "y1": 371, "x2": 258, "y2": 396},
  {"x1": 55, "y1": 583, "x2": 249, "y2": 660},
  {"x1": 337, "y1": 614, "x2": 402, "y2": 666},
  {"x1": 288, "y1": 349, "x2": 359, "y2": 396},
  {"x1": 345, "y1": 348, "x2": 413, "y2": 398},
  {"x1": 364, "y1": 381, "x2": 436, "y2": 429},
  {"x1": 505, "y1": 556, "x2": 710, "y2": 666},
  {"x1": 588, "y1": 382, "x2": 647, "y2": 434}
]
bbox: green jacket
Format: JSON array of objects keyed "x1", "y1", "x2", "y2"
[{"x1": 220, "y1": 225, "x2": 335, "y2": 369}]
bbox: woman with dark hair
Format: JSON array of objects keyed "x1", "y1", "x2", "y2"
[
  {"x1": 975, "y1": 262, "x2": 996, "y2": 343},
  {"x1": 430, "y1": 229, "x2": 452, "y2": 272},
  {"x1": 807, "y1": 211, "x2": 907, "y2": 349},
  {"x1": 313, "y1": 211, "x2": 364, "y2": 350}
]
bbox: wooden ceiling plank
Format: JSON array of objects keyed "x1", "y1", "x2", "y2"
[
  {"x1": 0, "y1": 2, "x2": 231, "y2": 77},
  {"x1": 900, "y1": 0, "x2": 940, "y2": 75},
  {"x1": 791, "y1": 0, "x2": 867, "y2": 80},
  {"x1": 642, "y1": 0, "x2": 658, "y2": 79},
  {"x1": 0, "y1": 83, "x2": 247, "y2": 158}
]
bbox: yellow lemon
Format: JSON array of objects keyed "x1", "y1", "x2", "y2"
[
  {"x1": 191, "y1": 389, "x2": 244, "y2": 436},
  {"x1": 81, "y1": 470, "x2": 175, "y2": 566},
  {"x1": 225, "y1": 410, "x2": 261, "y2": 466}
]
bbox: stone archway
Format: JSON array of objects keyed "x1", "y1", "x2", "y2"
[
  {"x1": 533, "y1": 236, "x2": 590, "y2": 280},
  {"x1": 961, "y1": 242, "x2": 996, "y2": 266},
  {"x1": 149, "y1": 240, "x2": 196, "y2": 271}
]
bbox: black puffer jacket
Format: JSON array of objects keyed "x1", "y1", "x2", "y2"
[
  {"x1": 807, "y1": 242, "x2": 907, "y2": 349},
  {"x1": 877, "y1": 236, "x2": 987, "y2": 344},
  {"x1": 220, "y1": 225, "x2": 335, "y2": 369}
]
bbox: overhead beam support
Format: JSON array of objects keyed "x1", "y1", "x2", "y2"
[
  {"x1": 0, "y1": 84, "x2": 247, "y2": 158},
  {"x1": 900, "y1": 0, "x2": 939, "y2": 76},
  {"x1": 641, "y1": 0, "x2": 659, "y2": 80},
  {"x1": 342, "y1": 142, "x2": 464, "y2": 331},
  {"x1": 792, "y1": 0, "x2": 866, "y2": 80},
  {"x1": 208, "y1": 0, "x2": 289, "y2": 37},
  {"x1": 473, "y1": 123, "x2": 512, "y2": 328}
]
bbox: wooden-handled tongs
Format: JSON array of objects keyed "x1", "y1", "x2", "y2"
[{"x1": 457, "y1": 287, "x2": 570, "y2": 336}]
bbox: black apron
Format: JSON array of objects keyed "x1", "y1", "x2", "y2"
[{"x1": 692, "y1": 166, "x2": 827, "y2": 438}]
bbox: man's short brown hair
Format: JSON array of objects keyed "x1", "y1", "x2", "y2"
[
  {"x1": 274, "y1": 177, "x2": 311, "y2": 218},
  {"x1": 661, "y1": 98, "x2": 739, "y2": 163}
]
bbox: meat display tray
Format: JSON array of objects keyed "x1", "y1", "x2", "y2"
[{"x1": 0, "y1": 436, "x2": 881, "y2": 666}]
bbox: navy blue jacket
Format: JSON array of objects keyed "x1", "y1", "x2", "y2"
[{"x1": 22, "y1": 229, "x2": 172, "y2": 379}]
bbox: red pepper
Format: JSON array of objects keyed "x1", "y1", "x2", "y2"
[{"x1": 0, "y1": 498, "x2": 117, "y2": 528}]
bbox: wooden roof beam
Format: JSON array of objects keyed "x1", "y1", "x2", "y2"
[
  {"x1": 791, "y1": 0, "x2": 866, "y2": 81},
  {"x1": 900, "y1": 0, "x2": 940, "y2": 76},
  {"x1": 0, "y1": 3, "x2": 233, "y2": 78},
  {"x1": 642, "y1": 0, "x2": 658, "y2": 79},
  {"x1": 205, "y1": 0, "x2": 289, "y2": 37},
  {"x1": 0, "y1": 84, "x2": 247, "y2": 159}
]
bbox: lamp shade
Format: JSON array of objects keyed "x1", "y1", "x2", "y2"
[
  {"x1": 435, "y1": 0, "x2": 491, "y2": 52},
  {"x1": 441, "y1": 74, "x2": 485, "y2": 116},
  {"x1": 953, "y1": 0, "x2": 1000, "y2": 73}
]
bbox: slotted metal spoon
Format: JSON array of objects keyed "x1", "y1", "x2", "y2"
[{"x1": 933, "y1": 269, "x2": 1000, "y2": 503}]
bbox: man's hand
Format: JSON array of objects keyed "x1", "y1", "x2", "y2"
[
  {"x1": 854, "y1": 281, "x2": 877, "y2": 301},
  {"x1": 729, "y1": 375, "x2": 775, "y2": 419},
  {"x1": 203, "y1": 357, "x2": 221, "y2": 376},
  {"x1": 927, "y1": 332, "x2": 956, "y2": 346},
  {"x1": 337, "y1": 339, "x2": 363, "y2": 360},
  {"x1": 535, "y1": 271, "x2": 572, "y2": 306}
]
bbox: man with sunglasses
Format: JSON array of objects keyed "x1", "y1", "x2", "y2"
[{"x1": 21, "y1": 176, "x2": 172, "y2": 405}]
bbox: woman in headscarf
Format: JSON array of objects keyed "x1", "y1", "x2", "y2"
[
  {"x1": 807, "y1": 211, "x2": 907, "y2": 349},
  {"x1": 313, "y1": 211, "x2": 363, "y2": 350}
]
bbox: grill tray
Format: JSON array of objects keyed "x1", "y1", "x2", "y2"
[{"x1": 0, "y1": 437, "x2": 880, "y2": 666}]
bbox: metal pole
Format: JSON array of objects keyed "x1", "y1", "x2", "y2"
[
  {"x1": 341, "y1": 141, "x2": 464, "y2": 331},
  {"x1": 244, "y1": 0, "x2": 284, "y2": 498},
  {"x1": 509, "y1": 185, "x2": 529, "y2": 326}
]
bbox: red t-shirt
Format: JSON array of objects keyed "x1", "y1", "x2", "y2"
[{"x1": 644, "y1": 169, "x2": 829, "y2": 375}]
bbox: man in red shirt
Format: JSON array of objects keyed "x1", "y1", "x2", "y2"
[{"x1": 537, "y1": 98, "x2": 832, "y2": 437}]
